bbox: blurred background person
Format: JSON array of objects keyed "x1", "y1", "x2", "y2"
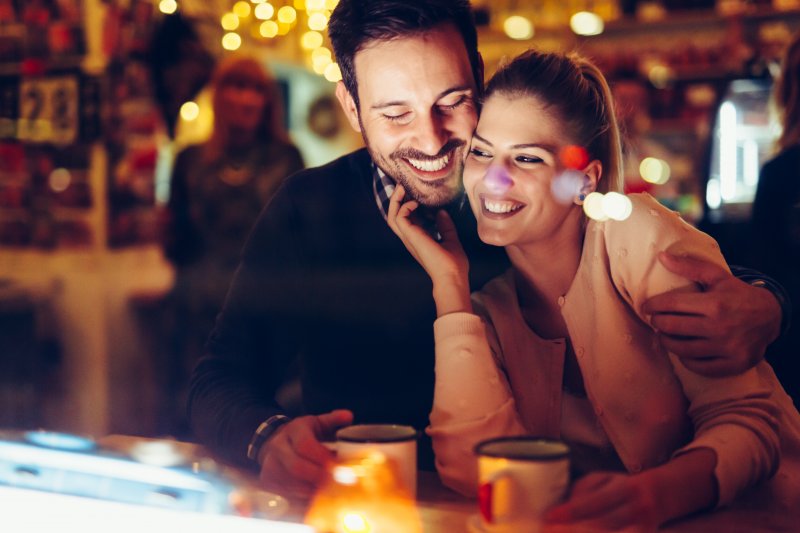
[
  {"x1": 160, "y1": 55, "x2": 304, "y2": 438},
  {"x1": 750, "y1": 31, "x2": 800, "y2": 406}
]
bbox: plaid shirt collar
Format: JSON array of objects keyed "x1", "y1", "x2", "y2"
[
  {"x1": 371, "y1": 162, "x2": 466, "y2": 220},
  {"x1": 372, "y1": 163, "x2": 396, "y2": 220}
]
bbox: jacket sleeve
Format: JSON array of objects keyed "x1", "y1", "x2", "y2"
[
  {"x1": 607, "y1": 194, "x2": 781, "y2": 506},
  {"x1": 427, "y1": 310, "x2": 526, "y2": 496},
  {"x1": 187, "y1": 179, "x2": 305, "y2": 469}
]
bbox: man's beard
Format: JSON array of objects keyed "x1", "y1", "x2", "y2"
[{"x1": 366, "y1": 137, "x2": 467, "y2": 208}]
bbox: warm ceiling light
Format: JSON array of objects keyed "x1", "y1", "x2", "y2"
[
  {"x1": 277, "y1": 5, "x2": 297, "y2": 23},
  {"x1": 308, "y1": 12, "x2": 328, "y2": 30},
  {"x1": 311, "y1": 46, "x2": 331, "y2": 61},
  {"x1": 233, "y1": 1, "x2": 251, "y2": 17},
  {"x1": 180, "y1": 101, "x2": 200, "y2": 121},
  {"x1": 221, "y1": 12, "x2": 239, "y2": 30},
  {"x1": 221, "y1": 32, "x2": 242, "y2": 50},
  {"x1": 324, "y1": 63, "x2": 342, "y2": 82},
  {"x1": 254, "y1": 3, "x2": 274, "y2": 19},
  {"x1": 158, "y1": 0, "x2": 177, "y2": 15},
  {"x1": 301, "y1": 31, "x2": 324, "y2": 50},
  {"x1": 503, "y1": 15, "x2": 534, "y2": 40},
  {"x1": 306, "y1": 0, "x2": 326, "y2": 10},
  {"x1": 260, "y1": 20, "x2": 279, "y2": 38},
  {"x1": 570, "y1": 11, "x2": 604, "y2": 36}
]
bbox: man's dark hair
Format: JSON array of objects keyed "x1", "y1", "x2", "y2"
[{"x1": 328, "y1": 0, "x2": 481, "y2": 109}]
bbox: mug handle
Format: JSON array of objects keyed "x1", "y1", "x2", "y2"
[{"x1": 478, "y1": 470, "x2": 515, "y2": 524}]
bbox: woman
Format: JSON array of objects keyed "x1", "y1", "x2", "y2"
[
  {"x1": 388, "y1": 50, "x2": 800, "y2": 530},
  {"x1": 160, "y1": 56, "x2": 304, "y2": 437},
  {"x1": 751, "y1": 32, "x2": 800, "y2": 406}
]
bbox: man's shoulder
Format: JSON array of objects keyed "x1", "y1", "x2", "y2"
[{"x1": 283, "y1": 147, "x2": 371, "y2": 191}]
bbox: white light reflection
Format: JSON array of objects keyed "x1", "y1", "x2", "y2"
[
  {"x1": 570, "y1": 11, "x2": 604, "y2": 36},
  {"x1": 706, "y1": 178, "x2": 722, "y2": 210},
  {"x1": 583, "y1": 192, "x2": 608, "y2": 221},
  {"x1": 602, "y1": 192, "x2": 632, "y2": 221},
  {"x1": 743, "y1": 139, "x2": 759, "y2": 187},
  {"x1": 551, "y1": 169, "x2": 583, "y2": 204},
  {"x1": 719, "y1": 101, "x2": 737, "y2": 200}
]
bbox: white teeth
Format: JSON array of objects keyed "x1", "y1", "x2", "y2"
[
  {"x1": 484, "y1": 199, "x2": 523, "y2": 214},
  {"x1": 407, "y1": 154, "x2": 449, "y2": 172}
]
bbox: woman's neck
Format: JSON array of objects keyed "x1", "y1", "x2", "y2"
[{"x1": 507, "y1": 212, "x2": 586, "y2": 312}]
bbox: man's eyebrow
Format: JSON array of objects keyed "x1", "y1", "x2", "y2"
[
  {"x1": 370, "y1": 86, "x2": 474, "y2": 110},
  {"x1": 472, "y1": 133, "x2": 557, "y2": 154}
]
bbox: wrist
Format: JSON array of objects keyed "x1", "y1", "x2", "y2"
[
  {"x1": 432, "y1": 274, "x2": 471, "y2": 316},
  {"x1": 246, "y1": 414, "x2": 291, "y2": 466},
  {"x1": 750, "y1": 280, "x2": 785, "y2": 342}
]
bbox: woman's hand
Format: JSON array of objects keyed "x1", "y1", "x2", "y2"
[
  {"x1": 544, "y1": 471, "x2": 659, "y2": 532},
  {"x1": 386, "y1": 185, "x2": 472, "y2": 315}
]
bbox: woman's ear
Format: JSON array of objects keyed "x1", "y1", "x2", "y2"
[{"x1": 575, "y1": 159, "x2": 602, "y2": 205}]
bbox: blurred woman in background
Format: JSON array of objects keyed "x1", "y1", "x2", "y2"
[
  {"x1": 750, "y1": 32, "x2": 800, "y2": 406},
  {"x1": 161, "y1": 55, "x2": 304, "y2": 437}
]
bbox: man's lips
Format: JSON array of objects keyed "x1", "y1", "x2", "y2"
[{"x1": 399, "y1": 149, "x2": 457, "y2": 181}]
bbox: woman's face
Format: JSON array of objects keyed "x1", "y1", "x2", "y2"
[
  {"x1": 463, "y1": 92, "x2": 588, "y2": 248},
  {"x1": 218, "y1": 79, "x2": 267, "y2": 134}
]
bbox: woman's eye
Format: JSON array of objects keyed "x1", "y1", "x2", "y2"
[
  {"x1": 516, "y1": 155, "x2": 543, "y2": 164},
  {"x1": 469, "y1": 147, "x2": 491, "y2": 158}
]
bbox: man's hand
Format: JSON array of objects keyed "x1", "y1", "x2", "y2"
[
  {"x1": 257, "y1": 409, "x2": 353, "y2": 499},
  {"x1": 641, "y1": 252, "x2": 782, "y2": 377}
]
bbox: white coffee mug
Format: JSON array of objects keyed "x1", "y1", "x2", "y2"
[
  {"x1": 475, "y1": 436, "x2": 570, "y2": 530},
  {"x1": 333, "y1": 424, "x2": 418, "y2": 498}
]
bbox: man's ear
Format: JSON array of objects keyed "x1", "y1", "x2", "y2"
[{"x1": 335, "y1": 81, "x2": 362, "y2": 133}]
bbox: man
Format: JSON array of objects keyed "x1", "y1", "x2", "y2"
[{"x1": 188, "y1": 0, "x2": 787, "y2": 499}]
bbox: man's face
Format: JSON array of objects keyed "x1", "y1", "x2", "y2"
[{"x1": 336, "y1": 24, "x2": 478, "y2": 207}]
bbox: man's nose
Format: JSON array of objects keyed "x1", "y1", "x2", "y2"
[{"x1": 412, "y1": 112, "x2": 449, "y2": 156}]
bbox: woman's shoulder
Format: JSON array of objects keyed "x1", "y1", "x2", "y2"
[{"x1": 472, "y1": 269, "x2": 517, "y2": 318}]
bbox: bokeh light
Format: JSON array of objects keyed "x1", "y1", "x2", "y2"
[
  {"x1": 503, "y1": 15, "x2": 534, "y2": 40},
  {"x1": 342, "y1": 512, "x2": 370, "y2": 533},
  {"x1": 301, "y1": 31, "x2": 324, "y2": 50},
  {"x1": 48, "y1": 168, "x2": 71, "y2": 193},
  {"x1": 325, "y1": 0, "x2": 339, "y2": 9},
  {"x1": 639, "y1": 157, "x2": 671, "y2": 185},
  {"x1": 560, "y1": 145, "x2": 589, "y2": 170},
  {"x1": 277, "y1": 6, "x2": 297, "y2": 23},
  {"x1": 551, "y1": 169, "x2": 584, "y2": 204},
  {"x1": 570, "y1": 11, "x2": 604, "y2": 36},
  {"x1": 312, "y1": 46, "x2": 332, "y2": 62},
  {"x1": 221, "y1": 13, "x2": 239, "y2": 30},
  {"x1": 233, "y1": 1, "x2": 251, "y2": 17},
  {"x1": 583, "y1": 192, "x2": 609, "y2": 221},
  {"x1": 602, "y1": 192, "x2": 633, "y2": 221},
  {"x1": 180, "y1": 101, "x2": 200, "y2": 121},
  {"x1": 260, "y1": 20, "x2": 279, "y2": 38},
  {"x1": 308, "y1": 12, "x2": 328, "y2": 31},
  {"x1": 324, "y1": 62, "x2": 342, "y2": 82},
  {"x1": 306, "y1": 0, "x2": 326, "y2": 10},
  {"x1": 254, "y1": 3, "x2": 275, "y2": 19},
  {"x1": 222, "y1": 32, "x2": 242, "y2": 50},
  {"x1": 158, "y1": 0, "x2": 177, "y2": 15},
  {"x1": 483, "y1": 166, "x2": 513, "y2": 195}
]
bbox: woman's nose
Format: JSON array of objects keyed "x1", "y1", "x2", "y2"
[{"x1": 483, "y1": 165, "x2": 513, "y2": 195}]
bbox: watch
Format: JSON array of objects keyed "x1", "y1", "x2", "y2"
[{"x1": 246, "y1": 414, "x2": 291, "y2": 464}]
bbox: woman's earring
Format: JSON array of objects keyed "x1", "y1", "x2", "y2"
[{"x1": 578, "y1": 193, "x2": 586, "y2": 202}]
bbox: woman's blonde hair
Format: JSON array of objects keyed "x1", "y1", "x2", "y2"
[
  {"x1": 484, "y1": 49, "x2": 624, "y2": 194},
  {"x1": 204, "y1": 55, "x2": 289, "y2": 162},
  {"x1": 774, "y1": 32, "x2": 800, "y2": 151}
]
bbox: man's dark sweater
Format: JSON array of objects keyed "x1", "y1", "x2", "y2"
[{"x1": 187, "y1": 148, "x2": 509, "y2": 470}]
